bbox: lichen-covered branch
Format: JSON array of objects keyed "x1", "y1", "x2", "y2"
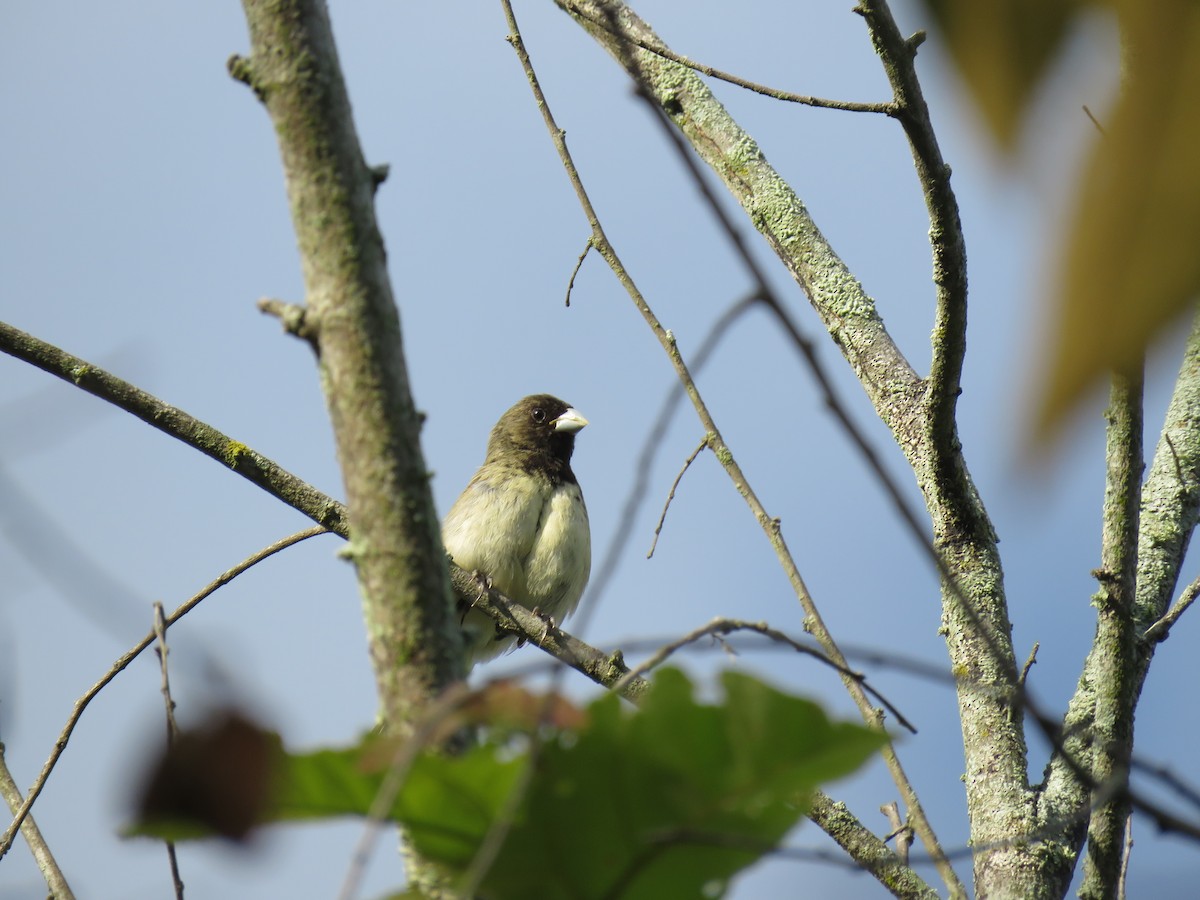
[
  {"x1": 233, "y1": 0, "x2": 459, "y2": 733},
  {"x1": 808, "y1": 796, "x2": 939, "y2": 900},
  {"x1": 553, "y1": 2, "x2": 1024, "y2": 895},
  {"x1": 1132, "y1": 310, "x2": 1200, "y2": 653},
  {"x1": 515, "y1": 2, "x2": 956, "y2": 893},
  {"x1": 0, "y1": 319, "x2": 349, "y2": 537},
  {"x1": 1074, "y1": 369, "x2": 1143, "y2": 898}
]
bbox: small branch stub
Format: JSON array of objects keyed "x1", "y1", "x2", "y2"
[
  {"x1": 226, "y1": 54, "x2": 263, "y2": 101},
  {"x1": 258, "y1": 298, "x2": 317, "y2": 346}
]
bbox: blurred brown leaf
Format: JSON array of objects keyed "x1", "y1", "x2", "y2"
[
  {"x1": 455, "y1": 680, "x2": 588, "y2": 732},
  {"x1": 135, "y1": 709, "x2": 277, "y2": 841}
]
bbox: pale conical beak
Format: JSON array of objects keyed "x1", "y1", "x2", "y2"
[{"x1": 552, "y1": 407, "x2": 588, "y2": 434}]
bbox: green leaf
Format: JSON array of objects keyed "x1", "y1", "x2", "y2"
[
  {"x1": 407, "y1": 669, "x2": 885, "y2": 899},
  {"x1": 128, "y1": 670, "x2": 885, "y2": 900}
]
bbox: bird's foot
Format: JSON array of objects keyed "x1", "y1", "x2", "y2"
[
  {"x1": 471, "y1": 570, "x2": 493, "y2": 594},
  {"x1": 529, "y1": 606, "x2": 559, "y2": 644},
  {"x1": 459, "y1": 571, "x2": 494, "y2": 626}
]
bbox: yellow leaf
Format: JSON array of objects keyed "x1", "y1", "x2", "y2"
[
  {"x1": 922, "y1": 0, "x2": 1083, "y2": 147},
  {"x1": 1036, "y1": 0, "x2": 1200, "y2": 435}
]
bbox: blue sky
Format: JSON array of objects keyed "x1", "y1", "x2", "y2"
[{"x1": 2, "y1": 1, "x2": 1197, "y2": 897}]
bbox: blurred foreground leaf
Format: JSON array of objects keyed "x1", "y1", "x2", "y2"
[
  {"x1": 129, "y1": 669, "x2": 885, "y2": 898},
  {"x1": 1039, "y1": 0, "x2": 1200, "y2": 434},
  {"x1": 921, "y1": 0, "x2": 1085, "y2": 146}
]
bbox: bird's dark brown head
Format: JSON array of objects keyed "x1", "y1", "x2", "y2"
[{"x1": 486, "y1": 394, "x2": 587, "y2": 480}]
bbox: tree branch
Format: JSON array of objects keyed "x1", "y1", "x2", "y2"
[
  {"x1": 560, "y1": 0, "x2": 895, "y2": 114},
  {"x1": 0, "y1": 528, "x2": 327, "y2": 861},
  {"x1": 448, "y1": 565, "x2": 647, "y2": 701},
  {"x1": 1077, "y1": 367, "x2": 1143, "y2": 900},
  {"x1": 1133, "y1": 308, "x2": 1200, "y2": 647},
  {"x1": 505, "y1": 2, "x2": 952, "y2": 894},
  {"x1": 0, "y1": 745, "x2": 74, "y2": 900},
  {"x1": 234, "y1": 1, "x2": 460, "y2": 744},
  {"x1": 0, "y1": 319, "x2": 348, "y2": 537}
]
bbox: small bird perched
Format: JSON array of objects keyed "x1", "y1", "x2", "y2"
[{"x1": 442, "y1": 394, "x2": 591, "y2": 668}]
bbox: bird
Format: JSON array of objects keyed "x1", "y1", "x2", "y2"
[{"x1": 442, "y1": 394, "x2": 591, "y2": 667}]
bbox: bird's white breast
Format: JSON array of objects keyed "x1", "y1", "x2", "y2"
[
  {"x1": 442, "y1": 475, "x2": 590, "y2": 661},
  {"x1": 525, "y1": 483, "x2": 591, "y2": 618}
]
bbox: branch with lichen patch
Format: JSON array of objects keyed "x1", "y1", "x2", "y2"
[{"x1": 0, "y1": 319, "x2": 348, "y2": 536}]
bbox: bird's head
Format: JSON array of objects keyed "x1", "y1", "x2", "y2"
[{"x1": 487, "y1": 394, "x2": 588, "y2": 472}]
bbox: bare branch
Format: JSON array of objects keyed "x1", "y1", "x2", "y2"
[
  {"x1": 646, "y1": 434, "x2": 709, "y2": 558},
  {"x1": 1019, "y1": 642, "x2": 1040, "y2": 688},
  {"x1": 0, "y1": 320, "x2": 349, "y2": 538},
  {"x1": 560, "y1": 0, "x2": 895, "y2": 114},
  {"x1": 534, "y1": 2, "x2": 961, "y2": 892},
  {"x1": 0, "y1": 527, "x2": 328, "y2": 860},
  {"x1": 1117, "y1": 814, "x2": 1132, "y2": 900},
  {"x1": 1143, "y1": 571, "x2": 1200, "y2": 644},
  {"x1": 564, "y1": 239, "x2": 594, "y2": 307},
  {"x1": 609, "y1": 617, "x2": 916, "y2": 734},
  {"x1": 880, "y1": 801, "x2": 912, "y2": 866},
  {"x1": 0, "y1": 745, "x2": 74, "y2": 900},
  {"x1": 449, "y1": 564, "x2": 646, "y2": 700},
  {"x1": 153, "y1": 602, "x2": 186, "y2": 900}
]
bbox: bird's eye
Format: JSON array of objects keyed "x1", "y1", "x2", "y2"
[{"x1": 531, "y1": 408, "x2": 547, "y2": 424}]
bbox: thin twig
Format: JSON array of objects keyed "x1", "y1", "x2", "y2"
[
  {"x1": 564, "y1": 239, "x2": 593, "y2": 306},
  {"x1": 646, "y1": 435, "x2": 709, "y2": 558},
  {"x1": 1019, "y1": 642, "x2": 1040, "y2": 688},
  {"x1": 0, "y1": 744, "x2": 75, "y2": 899},
  {"x1": 1143, "y1": 572, "x2": 1200, "y2": 644},
  {"x1": 1130, "y1": 757, "x2": 1200, "y2": 814},
  {"x1": 581, "y1": 292, "x2": 758, "y2": 631},
  {"x1": 0, "y1": 527, "x2": 329, "y2": 860},
  {"x1": 880, "y1": 801, "x2": 912, "y2": 866},
  {"x1": 455, "y1": 732, "x2": 540, "y2": 896},
  {"x1": 560, "y1": 0, "x2": 895, "y2": 114},
  {"x1": 1117, "y1": 813, "x2": 1132, "y2": 900},
  {"x1": 504, "y1": 3, "x2": 949, "y2": 890},
  {"x1": 610, "y1": 617, "x2": 916, "y2": 734},
  {"x1": 153, "y1": 602, "x2": 186, "y2": 900},
  {"x1": 1083, "y1": 104, "x2": 1107, "y2": 137}
]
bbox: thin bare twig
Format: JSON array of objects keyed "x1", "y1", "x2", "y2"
[
  {"x1": 338, "y1": 681, "x2": 475, "y2": 900},
  {"x1": 1117, "y1": 813, "x2": 1132, "y2": 900},
  {"x1": 1130, "y1": 757, "x2": 1200, "y2": 814},
  {"x1": 1143, "y1": 572, "x2": 1200, "y2": 644},
  {"x1": 583, "y1": 292, "x2": 759, "y2": 629},
  {"x1": 1083, "y1": 104, "x2": 1108, "y2": 137},
  {"x1": 502, "y1": 2, "x2": 946, "y2": 891},
  {"x1": 564, "y1": 239, "x2": 594, "y2": 306},
  {"x1": 1080, "y1": 366, "x2": 1143, "y2": 896},
  {"x1": 646, "y1": 435, "x2": 709, "y2": 558},
  {"x1": 1019, "y1": 642, "x2": 1040, "y2": 688},
  {"x1": 560, "y1": 0, "x2": 895, "y2": 114},
  {"x1": 542, "y1": 1, "x2": 962, "y2": 889},
  {"x1": 0, "y1": 745, "x2": 75, "y2": 899},
  {"x1": 610, "y1": 616, "x2": 916, "y2": 734},
  {"x1": 880, "y1": 801, "x2": 912, "y2": 866},
  {"x1": 0, "y1": 527, "x2": 329, "y2": 860},
  {"x1": 153, "y1": 603, "x2": 186, "y2": 900}
]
